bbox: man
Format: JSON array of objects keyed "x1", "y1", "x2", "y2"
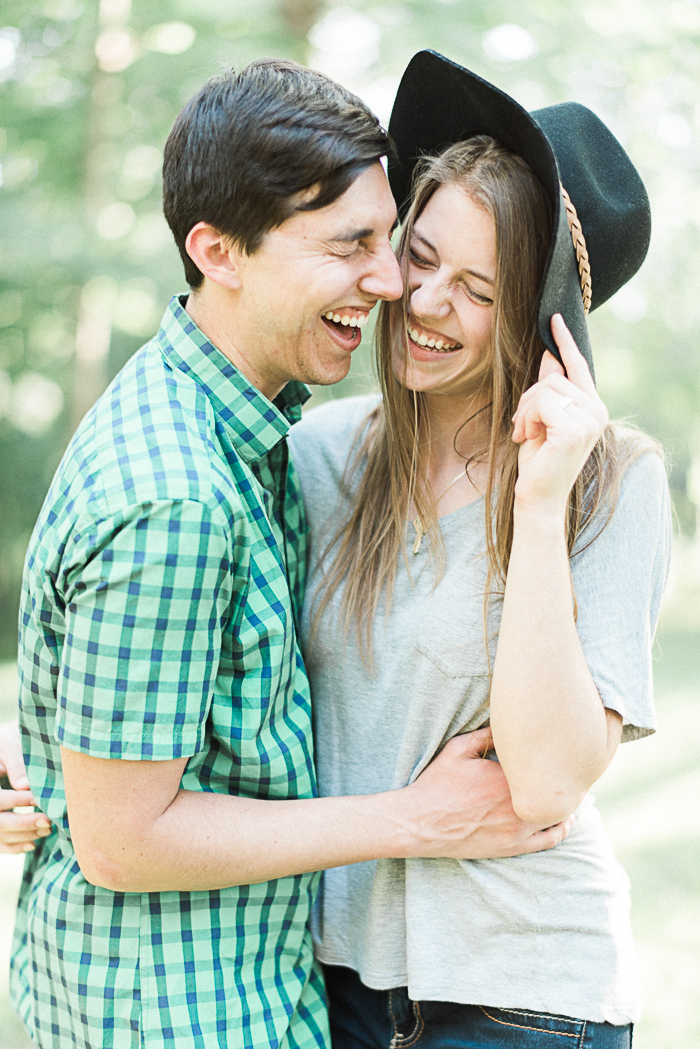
[{"x1": 0, "y1": 59, "x2": 569, "y2": 1049}]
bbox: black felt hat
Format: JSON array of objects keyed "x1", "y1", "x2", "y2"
[{"x1": 387, "y1": 50, "x2": 652, "y2": 376}]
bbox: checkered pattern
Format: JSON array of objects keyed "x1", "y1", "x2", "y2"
[{"x1": 11, "y1": 296, "x2": 329, "y2": 1049}]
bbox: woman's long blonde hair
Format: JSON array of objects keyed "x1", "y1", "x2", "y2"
[{"x1": 312, "y1": 136, "x2": 655, "y2": 660}]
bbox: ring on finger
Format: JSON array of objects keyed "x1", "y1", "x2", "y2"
[{"x1": 558, "y1": 396, "x2": 574, "y2": 411}]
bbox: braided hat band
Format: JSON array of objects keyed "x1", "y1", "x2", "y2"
[{"x1": 561, "y1": 185, "x2": 592, "y2": 315}]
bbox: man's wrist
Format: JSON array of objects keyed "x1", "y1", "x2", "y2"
[{"x1": 358, "y1": 785, "x2": 424, "y2": 860}]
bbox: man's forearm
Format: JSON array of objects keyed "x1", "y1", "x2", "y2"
[
  {"x1": 86, "y1": 787, "x2": 413, "y2": 893},
  {"x1": 63, "y1": 743, "x2": 431, "y2": 892}
]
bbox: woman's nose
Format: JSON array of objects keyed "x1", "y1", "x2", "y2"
[{"x1": 410, "y1": 276, "x2": 450, "y2": 320}]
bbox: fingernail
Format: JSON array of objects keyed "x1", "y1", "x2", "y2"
[
  {"x1": 37, "y1": 827, "x2": 51, "y2": 837},
  {"x1": 23, "y1": 843, "x2": 35, "y2": 852},
  {"x1": 35, "y1": 819, "x2": 50, "y2": 829},
  {"x1": 16, "y1": 777, "x2": 30, "y2": 790}
]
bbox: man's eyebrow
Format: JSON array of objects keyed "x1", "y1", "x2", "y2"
[
  {"x1": 412, "y1": 230, "x2": 494, "y2": 286},
  {"x1": 329, "y1": 217, "x2": 398, "y2": 243},
  {"x1": 329, "y1": 227, "x2": 375, "y2": 243}
]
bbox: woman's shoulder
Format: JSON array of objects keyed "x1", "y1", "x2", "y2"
[
  {"x1": 610, "y1": 426, "x2": 669, "y2": 516},
  {"x1": 575, "y1": 425, "x2": 671, "y2": 563},
  {"x1": 289, "y1": 392, "x2": 380, "y2": 489},
  {"x1": 292, "y1": 391, "x2": 380, "y2": 443}
]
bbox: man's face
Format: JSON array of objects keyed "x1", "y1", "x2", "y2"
[{"x1": 231, "y1": 162, "x2": 403, "y2": 392}]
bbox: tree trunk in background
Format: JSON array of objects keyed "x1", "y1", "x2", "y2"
[
  {"x1": 70, "y1": 4, "x2": 132, "y2": 432},
  {"x1": 278, "y1": 0, "x2": 322, "y2": 53}
]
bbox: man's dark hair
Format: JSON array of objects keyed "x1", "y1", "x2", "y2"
[{"x1": 162, "y1": 58, "x2": 392, "y2": 288}]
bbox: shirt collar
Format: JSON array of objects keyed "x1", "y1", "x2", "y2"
[{"x1": 157, "y1": 295, "x2": 310, "y2": 464}]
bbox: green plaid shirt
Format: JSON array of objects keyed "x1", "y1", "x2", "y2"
[{"x1": 11, "y1": 296, "x2": 329, "y2": 1049}]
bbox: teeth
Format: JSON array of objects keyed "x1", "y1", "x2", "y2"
[
  {"x1": 325, "y1": 311, "x2": 368, "y2": 328},
  {"x1": 406, "y1": 324, "x2": 461, "y2": 352}
]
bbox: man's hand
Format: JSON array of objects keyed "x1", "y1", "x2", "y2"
[
  {"x1": 0, "y1": 719, "x2": 52, "y2": 854},
  {"x1": 402, "y1": 728, "x2": 573, "y2": 859}
]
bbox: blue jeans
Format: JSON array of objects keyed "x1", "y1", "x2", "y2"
[{"x1": 322, "y1": 965, "x2": 633, "y2": 1049}]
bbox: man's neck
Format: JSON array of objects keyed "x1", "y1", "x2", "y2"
[{"x1": 184, "y1": 289, "x2": 287, "y2": 402}]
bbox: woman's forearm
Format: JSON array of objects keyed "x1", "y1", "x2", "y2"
[{"x1": 489, "y1": 504, "x2": 621, "y2": 825}]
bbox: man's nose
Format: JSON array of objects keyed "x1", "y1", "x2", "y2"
[{"x1": 359, "y1": 242, "x2": 404, "y2": 302}]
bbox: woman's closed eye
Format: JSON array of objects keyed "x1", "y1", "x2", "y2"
[
  {"x1": 410, "y1": 247, "x2": 493, "y2": 306},
  {"x1": 461, "y1": 283, "x2": 493, "y2": 307},
  {"x1": 409, "y1": 246, "x2": 435, "y2": 269}
]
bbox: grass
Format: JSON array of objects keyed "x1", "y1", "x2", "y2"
[{"x1": 1, "y1": 627, "x2": 699, "y2": 1046}]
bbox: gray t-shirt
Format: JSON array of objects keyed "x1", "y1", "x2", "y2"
[{"x1": 288, "y1": 393, "x2": 672, "y2": 1025}]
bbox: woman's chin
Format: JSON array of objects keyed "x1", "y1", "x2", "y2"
[{"x1": 392, "y1": 350, "x2": 478, "y2": 396}]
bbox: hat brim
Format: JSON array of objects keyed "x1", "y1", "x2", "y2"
[{"x1": 387, "y1": 50, "x2": 594, "y2": 376}]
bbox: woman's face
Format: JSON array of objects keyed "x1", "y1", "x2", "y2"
[{"x1": 393, "y1": 182, "x2": 496, "y2": 396}]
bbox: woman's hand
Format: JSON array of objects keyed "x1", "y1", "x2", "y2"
[
  {"x1": 0, "y1": 719, "x2": 51, "y2": 854},
  {"x1": 511, "y1": 314, "x2": 609, "y2": 519}
]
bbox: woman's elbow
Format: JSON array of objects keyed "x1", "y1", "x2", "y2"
[
  {"x1": 511, "y1": 787, "x2": 585, "y2": 826},
  {"x1": 506, "y1": 739, "x2": 617, "y2": 825}
]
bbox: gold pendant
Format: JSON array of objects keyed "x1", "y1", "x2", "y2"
[{"x1": 412, "y1": 516, "x2": 424, "y2": 555}]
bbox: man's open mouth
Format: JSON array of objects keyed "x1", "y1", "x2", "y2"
[{"x1": 322, "y1": 310, "x2": 368, "y2": 348}]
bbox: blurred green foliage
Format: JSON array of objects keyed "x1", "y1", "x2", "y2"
[
  {"x1": 1, "y1": 0, "x2": 699, "y2": 663},
  {"x1": 0, "y1": 4, "x2": 699, "y2": 1045}
]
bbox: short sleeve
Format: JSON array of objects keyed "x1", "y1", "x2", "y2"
[
  {"x1": 56, "y1": 499, "x2": 233, "y2": 760},
  {"x1": 571, "y1": 451, "x2": 672, "y2": 741}
]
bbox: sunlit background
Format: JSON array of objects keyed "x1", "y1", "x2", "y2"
[{"x1": 1, "y1": 0, "x2": 699, "y2": 1046}]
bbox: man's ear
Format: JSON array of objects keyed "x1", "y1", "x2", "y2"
[{"x1": 185, "y1": 223, "x2": 243, "y2": 290}]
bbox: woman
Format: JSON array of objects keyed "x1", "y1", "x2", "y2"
[{"x1": 287, "y1": 53, "x2": 670, "y2": 1047}]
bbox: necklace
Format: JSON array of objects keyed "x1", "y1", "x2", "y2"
[
  {"x1": 411, "y1": 471, "x2": 465, "y2": 554},
  {"x1": 411, "y1": 401, "x2": 492, "y2": 556}
]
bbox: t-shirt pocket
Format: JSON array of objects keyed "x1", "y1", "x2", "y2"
[
  {"x1": 413, "y1": 640, "x2": 493, "y2": 739},
  {"x1": 415, "y1": 639, "x2": 492, "y2": 679}
]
